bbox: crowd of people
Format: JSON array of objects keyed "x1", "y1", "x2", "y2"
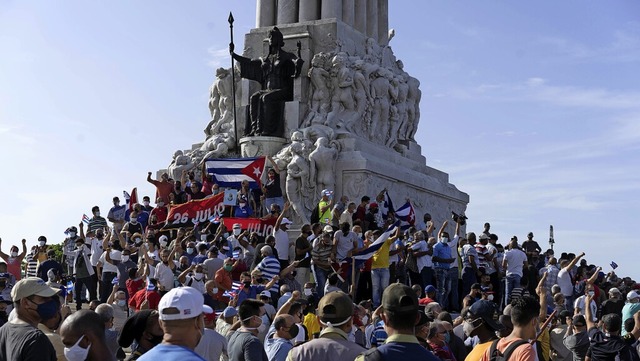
[{"x1": 1, "y1": 170, "x2": 640, "y2": 361}]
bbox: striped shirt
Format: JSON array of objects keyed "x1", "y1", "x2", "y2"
[
  {"x1": 88, "y1": 216, "x2": 108, "y2": 233},
  {"x1": 26, "y1": 253, "x2": 38, "y2": 277},
  {"x1": 256, "y1": 256, "x2": 280, "y2": 293},
  {"x1": 311, "y1": 243, "x2": 332, "y2": 271},
  {"x1": 474, "y1": 244, "x2": 490, "y2": 271}
]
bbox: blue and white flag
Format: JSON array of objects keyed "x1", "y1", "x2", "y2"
[
  {"x1": 381, "y1": 191, "x2": 394, "y2": 220},
  {"x1": 205, "y1": 157, "x2": 266, "y2": 189},
  {"x1": 394, "y1": 201, "x2": 415, "y2": 230},
  {"x1": 353, "y1": 221, "x2": 400, "y2": 260},
  {"x1": 146, "y1": 277, "x2": 156, "y2": 291},
  {"x1": 611, "y1": 261, "x2": 618, "y2": 269},
  {"x1": 223, "y1": 281, "x2": 242, "y2": 298}
]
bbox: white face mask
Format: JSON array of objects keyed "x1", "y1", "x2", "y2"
[
  {"x1": 200, "y1": 234, "x2": 208, "y2": 241},
  {"x1": 39, "y1": 241, "x2": 46, "y2": 247},
  {"x1": 441, "y1": 237, "x2": 449, "y2": 243},
  {"x1": 303, "y1": 288, "x2": 313, "y2": 296},
  {"x1": 361, "y1": 315, "x2": 369, "y2": 325},
  {"x1": 117, "y1": 300, "x2": 126, "y2": 308},
  {"x1": 10, "y1": 251, "x2": 18, "y2": 257},
  {"x1": 160, "y1": 240, "x2": 168, "y2": 248},
  {"x1": 143, "y1": 201, "x2": 150, "y2": 207},
  {"x1": 94, "y1": 211, "x2": 100, "y2": 217},
  {"x1": 194, "y1": 272, "x2": 203, "y2": 279},
  {"x1": 233, "y1": 229, "x2": 241, "y2": 236},
  {"x1": 357, "y1": 232, "x2": 363, "y2": 238},
  {"x1": 69, "y1": 232, "x2": 77, "y2": 238},
  {"x1": 121, "y1": 255, "x2": 130, "y2": 263},
  {"x1": 212, "y1": 287, "x2": 219, "y2": 294},
  {"x1": 64, "y1": 335, "x2": 91, "y2": 361},
  {"x1": 187, "y1": 248, "x2": 195, "y2": 254},
  {"x1": 239, "y1": 202, "x2": 246, "y2": 207},
  {"x1": 157, "y1": 202, "x2": 164, "y2": 207},
  {"x1": 487, "y1": 294, "x2": 494, "y2": 301}
]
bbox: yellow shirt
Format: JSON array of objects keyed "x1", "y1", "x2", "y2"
[
  {"x1": 372, "y1": 238, "x2": 394, "y2": 269},
  {"x1": 319, "y1": 201, "x2": 332, "y2": 224},
  {"x1": 465, "y1": 340, "x2": 493, "y2": 361},
  {"x1": 303, "y1": 313, "x2": 321, "y2": 339}
]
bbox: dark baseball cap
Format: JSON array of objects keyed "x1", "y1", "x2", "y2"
[
  {"x1": 572, "y1": 315, "x2": 586, "y2": 327},
  {"x1": 382, "y1": 283, "x2": 418, "y2": 313},
  {"x1": 317, "y1": 291, "x2": 353, "y2": 324},
  {"x1": 468, "y1": 300, "x2": 504, "y2": 331}
]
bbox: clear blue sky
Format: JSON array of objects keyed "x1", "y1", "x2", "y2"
[{"x1": 1, "y1": 1, "x2": 639, "y2": 279}]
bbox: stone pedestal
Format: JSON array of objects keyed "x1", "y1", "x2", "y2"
[{"x1": 239, "y1": 136, "x2": 287, "y2": 157}]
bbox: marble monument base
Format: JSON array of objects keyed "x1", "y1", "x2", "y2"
[{"x1": 240, "y1": 136, "x2": 287, "y2": 158}]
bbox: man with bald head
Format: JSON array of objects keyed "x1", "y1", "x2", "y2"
[
  {"x1": 138, "y1": 287, "x2": 211, "y2": 361},
  {"x1": 60, "y1": 309, "x2": 114, "y2": 361},
  {"x1": 265, "y1": 314, "x2": 297, "y2": 361}
]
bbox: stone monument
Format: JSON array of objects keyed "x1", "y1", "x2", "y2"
[{"x1": 162, "y1": 0, "x2": 469, "y2": 227}]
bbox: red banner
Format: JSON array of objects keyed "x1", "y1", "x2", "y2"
[
  {"x1": 164, "y1": 193, "x2": 225, "y2": 229},
  {"x1": 222, "y1": 217, "x2": 277, "y2": 237}
]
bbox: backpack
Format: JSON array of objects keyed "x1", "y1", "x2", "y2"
[
  {"x1": 361, "y1": 348, "x2": 383, "y2": 361},
  {"x1": 488, "y1": 339, "x2": 530, "y2": 361},
  {"x1": 310, "y1": 203, "x2": 320, "y2": 224}
]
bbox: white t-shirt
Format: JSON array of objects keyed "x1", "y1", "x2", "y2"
[
  {"x1": 574, "y1": 295, "x2": 598, "y2": 321},
  {"x1": 273, "y1": 228, "x2": 290, "y2": 261},
  {"x1": 98, "y1": 252, "x2": 118, "y2": 273},
  {"x1": 194, "y1": 328, "x2": 228, "y2": 361},
  {"x1": 89, "y1": 237, "x2": 103, "y2": 267},
  {"x1": 504, "y1": 249, "x2": 528, "y2": 277},
  {"x1": 448, "y1": 235, "x2": 460, "y2": 269},
  {"x1": 154, "y1": 261, "x2": 177, "y2": 291},
  {"x1": 411, "y1": 240, "x2": 432, "y2": 271},
  {"x1": 484, "y1": 243, "x2": 498, "y2": 274},
  {"x1": 557, "y1": 269, "x2": 573, "y2": 297}
]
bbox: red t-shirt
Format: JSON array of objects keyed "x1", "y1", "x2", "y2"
[
  {"x1": 126, "y1": 278, "x2": 144, "y2": 298},
  {"x1": 5, "y1": 257, "x2": 22, "y2": 281},
  {"x1": 150, "y1": 206, "x2": 168, "y2": 223},
  {"x1": 149, "y1": 180, "x2": 174, "y2": 204},
  {"x1": 129, "y1": 289, "x2": 161, "y2": 311},
  {"x1": 419, "y1": 296, "x2": 436, "y2": 306}
]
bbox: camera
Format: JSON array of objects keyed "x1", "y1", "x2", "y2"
[{"x1": 451, "y1": 211, "x2": 468, "y2": 225}]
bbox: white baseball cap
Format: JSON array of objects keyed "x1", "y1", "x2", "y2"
[
  {"x1": 11, "y1": 277, "x2": 60, "y2": 301},
  {"x1": 158, "y1": 287, "x2": 213, "y2": 321},
  {"x1": 281, "y1": 218, "x2": 293, "y2": 225},
  {"x1": 259, "y1": 290, "x2": 272, "y2": 299},
  {"x1": 627, "y1": 290, "x2": 640, "y2": 301},
  {"x1": 110, "y1": 250, "x2": 122, "y2": 261}
]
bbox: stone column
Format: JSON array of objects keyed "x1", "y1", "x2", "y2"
[
  {"x1": 342, "y1": 0, "x2": 355, "y2": 28},
  {"x1": 321, "y1": 0, "x2": 342, "y2": 20},
  {"x1": 366, "y1": 0, "x2": 378, "y2": 41},
  {"x1": 354, "y1": 0, "x2": 367, "y2": 34},
  {"x1": 299, "y1": 0, "x2": 319, "y2": 22},
  {"x1": 377, "y1": 0, "x2": 388, "y2": 45},
  {"x1": 256, "y1": 0, "x2": 276, "y2": 27},
  {"x1": 277, "y1": 0, "x2": 299, "y2": 25}
]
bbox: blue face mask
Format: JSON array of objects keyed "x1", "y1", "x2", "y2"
[
  {"x1": 444, "y1": 332, "x2": 451, "y2": 344},
  {"x1": 29, "y1": 298, "x2": 59, "y2": 320}
]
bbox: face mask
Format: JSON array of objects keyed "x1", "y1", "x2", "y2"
[
  {"x1": 487, "y1": 294, "x2": 494, "y2": 301},
  {"x1": 239, "y1": 202, "x2": 246, "y2": 207},
  {"x1": 121, "y1": 255, "x2": 130, "y2": 263},
  {"x1": 30, "y1": 298, "x2": 59, "y2": 320},
  {"x1": 288, "y1": 324, "x2": 299, "y2": 339},
  {"x1": 69, "y1": 232, "x2": 77, "y2": 238},
  {"x1": 243, "y1": 281, "x2": 251, "y2": 288},
  {"x1": 233, "y1": 229, "x2": 241, "y2": 236},
  {"x1": 212, "y1": 287, "x2": 219, "y2": 294},
  {"x1": 130, "y1": 218, "x2": 138, "y2": 224},
  {"x1": 463, "y1": 318, "x2": 483, "y2": 337},
  {"x1": 117, "y1": 300, "x2": 126, "y2": 308},
  {"x1": 357, "y1": 232, "x2": 363, "y2": 238},
  {"x1": 143, "y1": 201, "x2": 150, "y2": 207},
  {"x1": 64, "y1": 335, "x2": 91, "y2": 361},
  {"x1": 588, "y1": 290, "x2": 595, "y2": 297},
  {"x1": 361, "y1": 315, "x2": 369, "y2": 325},
  {"x1": 39, "y1": 241, "x2": 46, "y2": 247},
  {"x1": 223, "y1": 232, "x2": 229, "y2": 238},
  {"x1": 94, "y1": 211, "x2": 100, "y2": 217},
  {"x1": 194, "y1": 272, "x2": 203, "y2": 279},
  {"x1": 187, "y1": 248, "x2": 194, "y2": 254},
  {"x1": 201, "y1": 234, "x2": 208, "y2": 241},
  {"x1": 10, "y1": 251, "x2": 18, "y2": 257},
  {"x1": 160, "y1": 240, "x2": 168, "y2": 248},
  {"x1": 303, "y1": 288, "x2": 313, "y2": 296},
  {"x1": 441, "y1": 237, "x2": 449, "y2": 243},
  {"x1": 224, "y1": 265, "x2": 233, "y2": 272},
  {"x1": 157, "y1": 202, "x2": 164, "y2": 207},
  {"x1": 444, "y1": 332, "x2": 451, "y2": 344}
]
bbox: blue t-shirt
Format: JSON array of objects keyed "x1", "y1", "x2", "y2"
[
  {"x1": 192, "y1": 254, "x2": 207, "y2": 265},
  {"x1": 234, "y1": 205, "x2": 253, "y2": 218},
  {"x1": 264, "y1": 324, "x2": 293, "y2": 361},
  {"x1": 138, "y1": 344, "x2": 206, "y2": 361},
  {"x1": 237, "y1": 285, "x2": 265, "y2": 306},
  {"x1": 433, "y1": 241, "x2": 451, "y2": 269}
]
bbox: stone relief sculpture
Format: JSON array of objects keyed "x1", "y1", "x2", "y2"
[
  {"x1": 326, "y1": 53, "x2": 357, "y2": 129},
  {"x1": 304, "y1": 53, "x2": 332, "y2": 127},
  {"x1": 308, "y1": 137, "x2": 338, "y2": 194},
  {"x1": 205, "y1": 67, "x2": 235, "y2": 136},
  {"x1": 230, "y1": 26, "x2": 304, "y2": 138},
  {"x1": 285, "y1": 142, "x2": 312, "y2": 224},
  {"x1": 168, "y1": 150, "x2": 196, "y2": 182}
]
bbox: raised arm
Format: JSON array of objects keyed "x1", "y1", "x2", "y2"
[
  {"x1": 147, "y1": 171, "x2": 159, "y2": 186},
  {"x1": 177, "y1": 264, "x2": 195, "y2": 285},
  {"x1": 537, "y1": 272, "x2": 548, "y2": 321},
  {"x1": 267, "y1": 156, "x2": 280, "y2": 174},
  {"x1": 438, "y1": 220, "x2": 448, "y2": 238},
  {"x1": 586, "y1": 266, "x2": 601, "y2": 285},
  {"x1": 279, "y1": 260, "x2": 300, "y2": 278},
  {"x1": 564, "y1": 252, "x2": 585, "y2": 272},
  {"x1": 264, "y1": 275, "x2": 279, "y2": 291},
  {"x1": 19, "y1": 238, "x2": 27, "y2": 260},
  {"x1": 274, "y1": 201, "x2": 291, "y2": 229},
  {"x1": 584, "y1": 293, "x2": 595, "y2": 330},
  {"x1": 276, "y1": 291, "x2": 301, "y2": 317},
  {"x1": 0, "y1": 238, "x2": 7, "y2": 260}
]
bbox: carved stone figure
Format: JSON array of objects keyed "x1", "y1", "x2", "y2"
[
  {"x1": 285, "y1": 142, "x2": 311, "y2": 224},
  {"x1": 326, "y1": 53, "x2": 356, "y2": 129},
  {"x1": 406, "y1": 74, "x2": 421, "y2": 141},
  {"x1": 352, "y1": 59, "x2": 372, "y2": 129},
  {"x1": 392, "y1": 75, "x2": 409, "y2": 145},
  {"x1": 230, "y1": 26, "x2": 304, "y2": 137},
  {"x1": 369, "y1": 68, "x2": 397, "y2": 142},
  {"x1": 168, "y1": 150, "x2": 196, "y2": 182},
  {"x1": 308, "y1": 137, "x2": 338, "y2": 194},
  {"x1": 304, "y1": 53, "x2": 331, "y2": 127}
]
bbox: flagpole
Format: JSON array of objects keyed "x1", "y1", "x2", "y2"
[
  {"x1": 351, "y1": 258, "x2": 356, "y2": 299},
  {"x1": 228, "y1": 12, "x2": 238, "y2": 152}
]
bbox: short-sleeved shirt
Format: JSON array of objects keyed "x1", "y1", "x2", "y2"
[
  {"x1": 264, "y1": 174, "x2": 282, "y2": 198},
  {"x1": 228, "y1": 331, "x2": 268, "y2": 361},
  {"x1": 410, "y1": 240, "x2": 431, "y2": 271},
  {"x1": 295, "y1": 236, "x2": 311, "y2": 268},
  {"x1": 255, "y1": 256, "x2": 280, "y2": 293},
  {"x1": 264, "y1": 324, "x2": 293, "y2": 361},
  {"x1": 0, "y1": 321, "x2": 57, "y2": 361},
  {"x1": 273, "y1": 229, "x2": 290, "y2": 262},
  {"x1": 433, "y1": 241, "x2": 452, "y2": 269},
  {"x1": 461, "y1": 244, "x2": 478, "y2": 268},
  {"x1": 138, "y1": 343, "x2": 206, "y2": 361},
  {"x1": 334, "y1": 231, "x2": 357, "y2": 261},
  {"x1": 587, "y1": 327, "x2": 634, "y2": 360},
  {"x1": 318, "y1": 200, "x2": 332, "y2": 225},
  {"x1": 87, "y1": 216, "x2": 108, "y2": 233},
  {"x1": 504, "y1": 248, "x2": 528, "y2": 277}
]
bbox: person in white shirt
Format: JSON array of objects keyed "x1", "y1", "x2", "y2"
[
  {"x1": 574, "y1": 284, "x2": 598, "y2": 322},
  {"x1": 410, "y1": 231, "x2": 433, "y2": 290},
  {"x1": 339, "y1": 202, "x2": 356, "y2": 228},
  {"x1": 502, "y1": 238, "x2": 528, "y2": 303}
]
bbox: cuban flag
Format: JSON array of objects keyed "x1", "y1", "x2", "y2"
[
  {"x1": 394, "y1": 201, "x2": 415, "y2": 230},
  {"x1": 611, "y1": 261, "x2": 618, "y2": 270},
  {"x1": 62, "y1": 281, "x2": 74, "y2": 297},
  {"x1": 353, "y1": 221, "x2": 400, "y2": 260},
  {"x1": 82, "y1": 214, "x2": 91, "y2": 224},
  {"x1": 146, "y1": 277, "x2": 156, "y2": 291},
  {"x1": 208, "y1": 212, "x2": 221, "y2": 224},
  {"x1": 381, "y1": 190, "x2": 394, "y2": 220},
  {"x1": 205, "y1": 157, "x2": 266, "y2": 189},
  {"x1": 124, "y1": 188, "x2": 138, "y2": 212},
  {"x1": 223, "y1": 281, "x2": 242, "y2": 298}
]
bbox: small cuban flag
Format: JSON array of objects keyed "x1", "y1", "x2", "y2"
[
  {"x1": 112, "y1": 277, "x2": 119, "y2": 285},
  {"x1": 208, "y1": 212, "x2": 221, "y2": 224},
  {"x1": 65, "y1": 281, "x2": 74, "y2": 294},
  {"x1": 223, "y1": 281, "x2": 242, "y2": 298},
  {"x1": 610, "y1": 261, "x2": 618, "y2": 270},
  {"x1": 146, "y1": 277, "x2": 156, "y2": 291},
  {"x1": 82, "y1": 214, "x2": 91, "y2": 224}
]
